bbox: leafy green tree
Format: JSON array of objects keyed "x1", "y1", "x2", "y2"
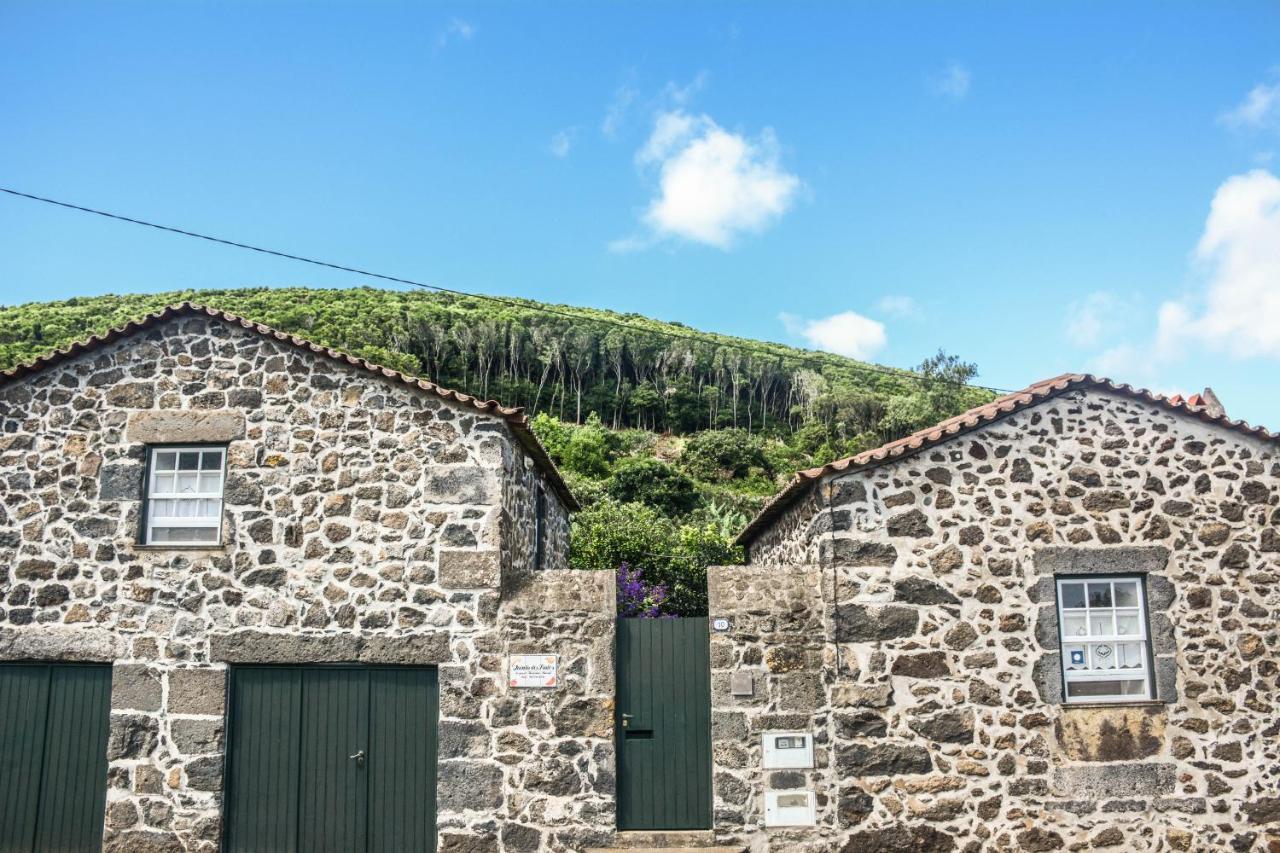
[
  {"x1": 607, "y1": 457, "x2": 701, "y2": 516},
  {"x1": 560, "y1": 413, "x2": 618, "y2": 478},
  {"x1": 877, "y1": 351, "x2": 978, "y2": 438},
  {"x1": 530, "y1": 412, "x2": 571, "y2": 460},
  {"x1": 680, "y1": 428, "x2": 771, "y2": 481},
  {"x1": 570, "y1": 499, "x2": 742, "y2": 616}
]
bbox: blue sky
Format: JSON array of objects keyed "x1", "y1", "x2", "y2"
[{"x1": 3, "y1": 2, "x2": 1280, "y2": 426}]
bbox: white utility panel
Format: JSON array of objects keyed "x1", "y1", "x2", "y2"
[
  {"x1": 764, "y1": 790, "x2": 816, "y2": 827},
  {"x1": 761, "y1": 730, "x2": 814, "y2": 769}
]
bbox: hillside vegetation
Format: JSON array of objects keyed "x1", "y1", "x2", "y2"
[{"x1": 0, "y1": 287, "x2": 993, "y2": 614}]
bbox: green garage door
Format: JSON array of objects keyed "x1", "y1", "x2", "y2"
[
  {"x1": 223, "y1": 665, "x2": 438, "y2": 853},
  {"x1": 0, "y1": 663, "x2": 112, "y2": 853}
]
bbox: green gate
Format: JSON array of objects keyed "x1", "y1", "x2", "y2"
[
  {"x1": 0, "y1": 663, "x2": 112, "y2": 853},
  {"x1": 223, "y1": 665, "x2": 439, "y2": 853},
  {"x1": 615, "y1": 617, "x2": 712, "y2": 831}
]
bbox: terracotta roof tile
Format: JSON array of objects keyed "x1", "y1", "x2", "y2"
[
  {"x1": 736, "y1": 373, "x2": 1276, "y2": 547},
  {"x1": 0, "y1": 302, "x2": 578, "y2": 510}
]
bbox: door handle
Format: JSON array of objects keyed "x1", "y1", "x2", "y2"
[
  {"x1": 349, "y1": 750, "x2": 365, "y2": 765},
  {"x1": 621, "y1": 713, "x2": 633, "y2": 728}
]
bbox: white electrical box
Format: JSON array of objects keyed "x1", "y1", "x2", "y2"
[
  {"x1": 761, "y1": 730, "x2": 813, "y2": 769},
  {"x1": 764, "y1": 790, "x2": 816, "y2": 827}
]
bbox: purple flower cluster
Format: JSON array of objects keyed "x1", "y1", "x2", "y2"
[{"x1": 616, "y1": 563, "x2": 669, "y2": 618}]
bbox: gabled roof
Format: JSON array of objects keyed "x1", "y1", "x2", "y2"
[
  {"x1": 0, "y1": 302, "x2": 579, "y2": 510},
  {"x1": 737, "y1": 373, "x2": 1277, "y2": 546}
]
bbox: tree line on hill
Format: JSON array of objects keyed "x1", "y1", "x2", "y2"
[
  {"x1": 0, "y1": 287, "x2": 989, "y2": 465},
  {"x1": 0, "y1": 286, "x2": 993, "y2": 615}
]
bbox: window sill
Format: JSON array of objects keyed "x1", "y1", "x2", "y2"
[
  {"x1": 1061, "y1": 700, "x2": 1164, "y2": 710},
  {"x1": 133, "y1": 544, "x2": 228, "y2": 553}
]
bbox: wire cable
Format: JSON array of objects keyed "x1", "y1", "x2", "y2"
[{"x1": 0, "y1": 185, "x2": 1012, "y2": 394}]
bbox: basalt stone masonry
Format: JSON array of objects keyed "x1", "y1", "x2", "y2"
[
  {"x1": 0, "y1": 305, "x2": 612, "y2": 852},
  {"x1": 723, "y1": 379, "x2": 1280, "y2": 852}
]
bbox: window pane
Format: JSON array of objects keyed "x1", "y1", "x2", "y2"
[
  {"x1": 178, "y1": 452, "x2": 200, "y2": 471},
  {"x1": 1087, "y1": 583, "x2": 1112, "y2": 608},
  {"x1": 1115, "y1": 613, "x2": 1140, "y2": 636},
  {"x1": 1090, "y1": 613, "x2": 1114, "y2": 636},
  {"x1": 1066, "y1": 678, "x2": 1146, "y2": 699},
  {"x1": 1063, "y1": 644, "x2": 1088, "y2": 671},
  {"x1": 176, "y1": 473, "x2": 199, "y2": 493},
  {"x1": 154, "y1": 473, "x2": 175, "y2": 493},
  {"x1": 200, "y1": 451, "x2": 223, "y2": 470},
  {"x1": 199, "y1": 473, "x2": 222, "y2": 493},
  {"x1": 1116, "y1": 642, "x2": 1145, "y2": 669},
  {"x1": 1060, "y1": 583, "x2": 1086, "y2": 609},
  {"x1": 151, "y1": 526, "x2": 218, "y2": 543},
  {"x1": 154, "y1": 451, "x2": 177, "y2": 471},
  {"x1": 1062, "y1": 613, "x2": 1089, "y2": 638},
  {"x1": 1114, "y1": 582, "x2": 1139, "y2": 607},
  {"x1": 1090, "y1": 643, "x2": 1116, "y2": 670}
]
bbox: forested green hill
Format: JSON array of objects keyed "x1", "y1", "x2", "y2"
[{"x1": 0, "y1": 286, "x2": 993, "y2": 614}]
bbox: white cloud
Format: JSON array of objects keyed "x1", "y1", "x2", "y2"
[
  {"x1": 780, "y1": 310, "x2": 887, "y2": 360},
  {"x1": 618, "y1": 110, "x2": 800, "y2": 250},
  {"x1": 1064, "y1": 292, "x2": 1126, "y2": 348},
  {"x1": 436, "y1": 18, "x2": 476, "y2": 48},
  {"x1": 878, "y1": 295, "x2": 919, "y2": 318},
  {"x1": 601, "y1": 83, "x2": 638, "y2": 138},
  {"x1": 1091, "y1": 343, "x2": 1144, "y2": 379},
  {"x1": 1220, "y1": 77, "x2": 1280, "y2": 129},
  {"x1": 931, "y1": 63, "x2": 972, "y2": 99},
  {"x1": 549, "y1": 128, "x2": 575, "y2": 158},
  {"x1": 661, "y1": 71, "x2": 708, "y2": 107},
  {"x1": 638, "y1": 111, "x2": 699, "y2": 163},
  {"x1": 1156, "y1": 169, "x2": 1280, "y2": 358}
]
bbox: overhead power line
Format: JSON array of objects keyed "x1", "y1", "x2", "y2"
[{"x1": 0, "y1": 185, "x2": 1011, "y2": 394}]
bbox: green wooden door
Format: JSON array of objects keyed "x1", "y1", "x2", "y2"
[
  {"x1": 0, "y1": 663, "x2": 112, "y2": 853},
  {"x1": 223, "y1": 665, "x2": 438, "y2": 853},
  {"x1": 616, "y1": 617, "x2": 712, "y2": 831}
]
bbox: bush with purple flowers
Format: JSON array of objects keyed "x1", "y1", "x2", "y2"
[{"x1": 616, "y1": 563, "x2": 670, "y2": 618}]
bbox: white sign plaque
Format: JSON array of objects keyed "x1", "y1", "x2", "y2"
[{"x1": 509, "y1": 654, "x2": 559, "y2": 688}]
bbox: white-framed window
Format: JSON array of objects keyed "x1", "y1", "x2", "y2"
[
  {"x1": 144, "y1": 446, "x2": 226, "y2": 545},
  {"x1": 1057, "y1": 577, "x2": 1152, "y2": 703}
]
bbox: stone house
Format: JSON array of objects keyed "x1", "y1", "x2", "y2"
[
  {"x1": 0, "y1": 303, "x2": 618, "y2": 853},
  {"x1": 717, "y1": 374, "x2": 1280, "y2": 852}
]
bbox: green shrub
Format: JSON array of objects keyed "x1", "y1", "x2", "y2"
[
  {"x1": 570, "y1": 498, "x2": 743, "y2": 616},
  {"x1": 530, "y1": 412, "x2": 571, "y2": 460},
  {"x1": 562, "y1": 413, "x2": 621, "y2": 478},
  {"x1": 531, "y1": 412, "x2": 621, "y2": 479},
  {"x1": 680, "y1": 428, "x2": 771, "y2": 481},
  {"x1": 352, "y1": 345, "x2": 421, "y2": 375},
  {"x1": 607, "y1": 457, "x2": 701, "y2": 516},
  {"x1": 561, "y1": 470, "x2": 608, "y2": 508}
]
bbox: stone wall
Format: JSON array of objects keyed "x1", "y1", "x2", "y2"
[
  {"x1": 707, "y1": 564, "x2": 837, "y2": 853},
  {"x1": 717, "y1": 388, "x2": 1280, "y2": 852},
  {"x1": 0, "y1": 315, "x2": 601, "y2": 852}
]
